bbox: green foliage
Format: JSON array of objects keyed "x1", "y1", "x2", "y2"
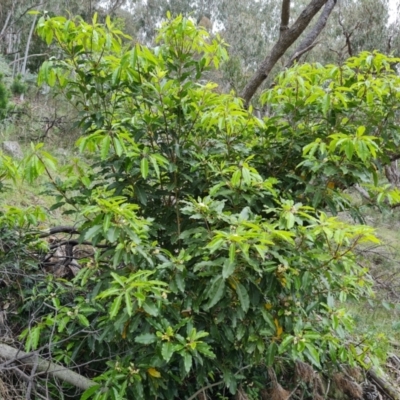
[
  {"x1": 10, "y1": 74, "x2": 27, "y2": 96},
  {"x1": 260, "y1": 51, "x2": 400, "y2": 215},
  {"x1": 4, "y1": 13, "x2": 400, "y2": 400}
]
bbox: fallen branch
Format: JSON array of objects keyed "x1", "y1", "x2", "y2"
[
  {"x1": 0, "y1": 343, "x2": 97, "y2": 392},
  {"x1": 367, "y1": 368, "x2": 400, "y2": 400}
]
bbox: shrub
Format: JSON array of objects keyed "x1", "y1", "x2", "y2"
[{"x1": 3, "y1": 13, "x2": 399, "y2": 400}]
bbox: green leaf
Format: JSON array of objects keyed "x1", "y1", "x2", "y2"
[
  {"x1": 84, "y1": 225, "x2": 103, "y2": 241},
  {"x1": 105, "y1": 226, "x2": 120, "y2": 243},
  {"x1": 134, "y1": 333, "x2": 157, "y2": 344},
  {"x1": 161, "y1": 342, "x2": 175, "y2": 363},
  {"x1": 141, "y1": 157, "x2": 149, "y2": 179},
  {"x1": 222, "y1": 260, "x2": 235, "y2": 279},
  {"x1": 30, "y1": 326, "x2": 41, "y2": 351},
  {"x1": 81, "y1": 385, "x2": 102, "y2": 400},
  {"x1": 305, "y1": 343, "x2": 321, "y2": 367},
  {"x1": 266, "y1": 342, "x2": 278, "y2": 366},
  {"x1": 143, "y1": 300, "x2": 159, "y2": 316},
  {"x1": 100, "y1": 135, "x2": 111, "y2": 160},
  {"x1": 205, "y1": 276, "x2": 225, "y2": 309},
  {"x1": 229, "y1": 243, "x2": 236, "y2": 263},
  {"x1": 196, "y1": 343, "x2": 216, "y2": 359},
  {"x1": 182, "y1": 352, "x2": 192, "y2": 374},
  {"x1": 125, "y1": 292, "x2": 133, "y2": 316},
  {"x1": 235, "y1": 283, "x2": 250, "y2": 313},
  {"x1": 113, "y1": 136, "x2": 124, "y2": 156},
  {"x1": 109, "y1": 294, "x2": 123, "y2": 319},
  {"x1": 279, "y1": 335, "x2": 294, "y2": 353},
  {"x1": 77, "y1": 314, "x2": 90, "y2": 327}
]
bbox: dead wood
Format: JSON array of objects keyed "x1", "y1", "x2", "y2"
[{"x1": 0, "y1": 343, "x2": 97, "y2": 392}]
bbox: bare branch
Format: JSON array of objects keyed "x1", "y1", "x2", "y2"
[
  {"x1": 285, "y1": 41, "x2": 320, "y2": 68},
  {"x1": 9, "y1": 53, "x2": 48, "y2": 66},
  {"x1": 241, "y1": 0, "x2": 332, "y2": 106},
  {"x1": 286, "y1": 0, "x2": 337, "y2": 67}
]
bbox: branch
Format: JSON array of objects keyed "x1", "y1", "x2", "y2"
[
  {"x1": 9, "y1": 53, "x2": 48, "y2": 66},
  {"x1": 285, "y1": 41, "x2": 320, "y2": 68},
  {"x1": 286, "y1": 0, "x2": 336, "y2": 67},
  {"x1": 38, "y1": 226, "x2": 80, "y2": 237},
  {"x1": 0, "y1": 343, "x2": 97, "y2": 392},
  {"x1": 353, "y1": 184, "x2": 372, "y2": 203},
  {"x1": 187, "y1": 366, "x2": 251, "y2": 400},
  {"x1": 240, "y1": 0, "x2": 331, "y2": 106},
  {"x1": 280, "y1": 0, "x2": 291, "y2": 36}
]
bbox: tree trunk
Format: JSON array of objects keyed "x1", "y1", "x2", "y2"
[
  {"x1": 286, "y1": 0, "x2": 337, "y2": 68},
  {"x1": 385, "y1": 160, "x2": 400, "y2": 187},
  {"x1": 20, "y1": 9, "x2": 39, "y2": 98},
  {"x1": 240, "y1": 0, "x2": 334, "y2": 106}
]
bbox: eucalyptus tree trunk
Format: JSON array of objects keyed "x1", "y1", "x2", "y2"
[{"x1": 240, "y1": 0, "x2": 336, "y2": 105}]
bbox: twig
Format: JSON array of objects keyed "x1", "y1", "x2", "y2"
[{"x1": 187, "y1": 365, "x2": 252, "y2": 400}]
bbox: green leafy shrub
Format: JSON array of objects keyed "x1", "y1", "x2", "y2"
[
  {"x1": 0, "y1": 73, "x2": 9, "y2": 120},
  {"x1": 4, "y1": 13, "x2": 400, "y2": 400},
  {"x1": 10, "y1": 74, "x2": 27, "y2": 96}
]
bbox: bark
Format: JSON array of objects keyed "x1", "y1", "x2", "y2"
[
  {"x1": 385, "y1": 160, "x2": 400, "y2": 187},
  {"x1": 21, "y1": 12, "x2": 39, "y2": 77},
  {"x1": 0, "y1": 10, "x2": 12, "y2": 38},
  {"x1": 280, "y1": 0, "x2": 291, "y2": 36},
  {"x1": 0, "y1": 343, "x2": 97, "y2": 392},
  {"x1": 286, "y1": 0, "x2": 337, "y2": 67},
  {"x1": 240, "y1": 0, "x2": 332, "y2": 106}
]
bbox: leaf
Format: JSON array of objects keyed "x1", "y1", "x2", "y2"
[
  {"x1": 141, "y1": 157, "x2": 149, "y2": 179},
  {"x1": 205, "y1": 276, "x2": 225, "y2": 309},
  {"x1": 266, "y1": 342, "x2": 278, "y2": 366},
  {"x1": 147, "y1": 367, "x2": 161, "y2": 378},
  {"x1": 229, "y1": 243, "x2": 236, "y2": 263},
  {"x1": 134, "y1": 333, "x2": 157, "y2": 344},
  {"x1": 235, "y1": 283, "x2": 250, "y2": 313},
  {"x1": 197, "y1": 343, "x2": 216, "y2": 359},
  {"x1": 81, "y1": 385, "x2": 102, "y2": 400},
  {"x1": 30, "y1": 326, "x2": 41, "y2": 351},
  {"x1": 279, "y1": 335, "x2": 294, "y2": 353},
  {"x1": 100, "y1": 135, "x2": 111, "y2": 160},
  {"x1": 77, "y1": 314, "x2": 90, "y2": 327},
  {"x1": 83, "y1": 225, "x2": 103, "y2": 241},
  {"x1": 182, "y1": 352, "x2": 192, "y2": 374},
  {"x1": 161, "y1": 342, "x2": 175, "y2": 363},
  {"x1": 143, "y1": 300, "x2": 159, "y2": 316},
  {"x1": 125, "y1": 292, "x2": 133, "y2": 316},
  {"x1": 105, "y1": 226, "x2": 120, "y2": 243},
  {"x1": 113, "y1": 136, "x2": 123, "y2": 156},
  {"x1": 222, "y1": 260, "x2": 235, "y2": 279},
  {"x1": 305, "y1": 343, "x2": 321, "y2": 367},
  {"x1": 109, "y1": 294, "x2": 123, "y2": 319}
]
